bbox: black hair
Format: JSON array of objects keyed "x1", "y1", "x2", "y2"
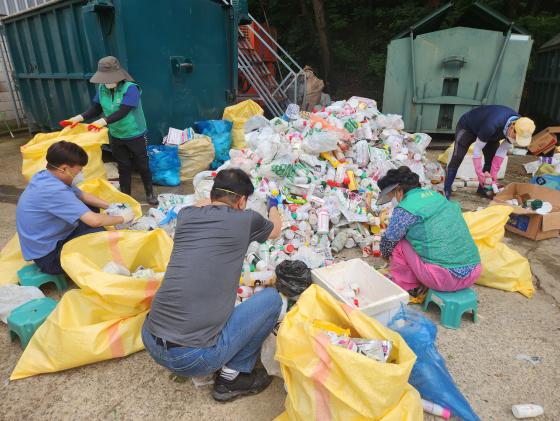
[
  {"x1": 377, "y1": 166, "x2": 420, "y2": 194},
  {"x1": 210, "y1": 168, "x2": 255, "y2": 203},
  {"x1": 46, "y1": 140, "x2": 88, "y2": 168}
]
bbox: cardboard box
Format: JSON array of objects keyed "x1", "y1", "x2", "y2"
[
  {"x1": 493, "y1": 183, "x2": 560, "y2": 240},
  {"x1": 528, "y1": 126, "x2": 560, "y2": 155}
]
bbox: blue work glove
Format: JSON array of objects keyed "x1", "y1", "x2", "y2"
[{"x1": 267, "y1": 196, "x2": 280, "y2": 212}]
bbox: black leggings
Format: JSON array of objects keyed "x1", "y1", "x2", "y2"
[
  {"x1": 448, "y1": 122, "x2": 499, "y2": 173},
  {"x1": 110, "y1": 133, "x2": 152, "y2": 195}
]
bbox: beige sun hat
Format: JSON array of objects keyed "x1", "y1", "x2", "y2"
[
  {"x1": 90, "y1": 56, "x2": 134, "y2": 84},
  {"x1": 513, "y1": 117, "x2": 536, "y2": 147}
]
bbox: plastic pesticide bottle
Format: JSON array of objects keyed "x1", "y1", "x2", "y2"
[
  {"x1": 317, "y1": 208, "x2": 330, "y2": 234},
  {"x1": 421, "y1": 399, "x2": 451, "y2": 419},
  {"x1": 345, "y1": 170, "x2": 358, "y2": 191},
  {"x1": 511, "y1": 404, "x2": 544, "y2": 419},
  {"x1": 320, "y1": 152, "x2": 340, "y2": 168},
  {"x1": 268, "y1": 180, "x2": 280, "y2": 197},
  {"x1": 237, "y1": 285, "x2": 253, "y2": 300},
  {"x1": 335, "y1": 165, "x2": 346, "y2": 184},
  {"x1": 259, "y1": 243, "x2": 271, "y2": 267},
  {"x1": 251, "y1": 270, "x2": 276, "y2": 286},
  {"x1": 253, "y1": 285, "x2": 265, "y2": 294}
]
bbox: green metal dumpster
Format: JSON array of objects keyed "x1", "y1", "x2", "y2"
[
  {"x1": 527, "y1": 34, "x2": 560, "y2": 128},
  {"x1": 382, "y1": 1, "x2": 533, "y2": 134},
  {"x1": 1, "y1": 0, "x2": 248, "y2": 143}
]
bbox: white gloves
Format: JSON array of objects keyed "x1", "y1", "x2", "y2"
[
  {"x1": 106, "y1": 203, "x2": 135, "y2": 225},
  {"x1": 120, "y1": 208, "x2": 136, "y2": 224},
  {"x1": 69, "y1": 115, "x2": 84, "y2": 123}
]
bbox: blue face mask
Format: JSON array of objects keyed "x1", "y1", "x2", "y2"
[{"x1": 391, "y1": 197, "x2": 399, "y2": 208}]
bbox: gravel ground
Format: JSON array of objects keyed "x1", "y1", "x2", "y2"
[{"x1": 0, "y1": 136, "x2": 558, "y2": 420}]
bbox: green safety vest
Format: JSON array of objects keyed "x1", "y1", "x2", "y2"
[
  {"x1": 98, "y1": 81, "x2": 147, "y2": 139},
  {"x1": 398, "y1": 188, "x2": 480, "y2": 268}
]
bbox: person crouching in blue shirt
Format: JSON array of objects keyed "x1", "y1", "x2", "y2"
[
  {"x1": 16, "y1": 141, "x2": 135, "y2": 275},
  {"x1": 443, "y1": 105, "x2": 535, "y2": 199}
]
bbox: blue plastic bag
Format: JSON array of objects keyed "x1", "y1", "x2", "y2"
[
  {"x1": 147, "y1": 145, "x2": 181, "y2": 186},
  {"x1": 389, "y1": 307, "x2": 481, "y2": 421},
  {"x1": 194, "y1": 120, "x2": 232, "y2": 170},
  {"x1": 531, "y1": 174, "x2": 560, "y2": 191}
]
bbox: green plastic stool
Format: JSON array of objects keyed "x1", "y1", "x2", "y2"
[
  {"x1": 422, "y1": 288, "x2": 478, "y2": 329},
  {"x1": 7, "y1": 297, "x2": 57, "y2": 348},
  {"x1": 18, "y1": 263, "x2": 67, "y2": 292}
]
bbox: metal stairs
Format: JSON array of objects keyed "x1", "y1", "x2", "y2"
[{"x1": 237, "y1": 15, "x2": 306, "y2": 117}]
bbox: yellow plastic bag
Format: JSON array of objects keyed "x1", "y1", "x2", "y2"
[
  {"x1": 0, "y1": 234, "x2": 31, "y2": 286},
  {"x1": 463, "y1": 205, "x2": 534, "y2": 297},
  {"x1": 11, "y1": 229, "x2": 172, "y2": 380},
  {"x1": 222, "y1": 100, "x2": 263, "y2": 149},
  {"x1": 178, "y1": 135, "x2": 215, "y2": 182},
  {"x1": 438, "y1": 142, "x2": 477, "y2": 164},
  {"x1": 0, "y1": 179, "x2": 141, "y2": 287},
  {"x1": 275, "y1": 285, "x2": 423, "y2": 421},
  {"x1": 21, "y1": 123, "x2": 109, "y2": 182},
  {"x1": 78, "y1": 178, "x2": 142, "y2": 219}
]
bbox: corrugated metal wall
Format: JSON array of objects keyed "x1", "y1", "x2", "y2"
[
  {"x1": 0, "y1": 0, "x2": 50, "y2": 16},
  {"x1": 528, "y1": 38, "x2": 560, "y2": 128},
  {"x1": 0, "y1": 0, "x2": 45, "y2": 128}
]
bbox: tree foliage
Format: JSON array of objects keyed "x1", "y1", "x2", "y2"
[{"x1": 249, "y1": 0, "x2": 560, "y2": 99}]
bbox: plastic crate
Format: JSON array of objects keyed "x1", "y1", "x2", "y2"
[
  {"x1": 311, "y1": 259, "x2": 408, "y2": 326},
  {"x1": 446, "y1": 148, "x2": 507, "y2": 180}
]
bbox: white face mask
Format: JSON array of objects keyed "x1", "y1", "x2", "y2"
[
  {"x1": 105, "y1": 83, "x2": 117, "y2": 89},
  {"x1": 391, "y1": 197, "x2": 399, "y2": 208},
  {"x1": 72, "y1": 171, "x2": 85, "y2": 186}
]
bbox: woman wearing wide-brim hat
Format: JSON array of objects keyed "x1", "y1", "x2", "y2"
[{"x1": 60, "y1": 56, "x2": 158, "y2": 205}]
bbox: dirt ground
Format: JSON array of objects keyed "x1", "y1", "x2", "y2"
[{"x1": 0, "y1": 135, "x2": 559, "y2": 420}]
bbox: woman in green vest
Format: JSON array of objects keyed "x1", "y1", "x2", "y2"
[
  {"x1": 61, "y1": 56, "x2": 157, "y2": 205},
  {"x1": 377, "y1": 166, "x2": 481, "y2": 296}
]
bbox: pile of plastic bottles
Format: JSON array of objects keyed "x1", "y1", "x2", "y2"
[
  {"x1": 199, "y1": 96, "x2": 445, "y2": 302},
  {"x1": 136, "y1": 96, "x2": 445, "y2": 303}
]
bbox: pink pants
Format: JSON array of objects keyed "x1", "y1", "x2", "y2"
[{"x1": 390, "y1": 240, "x2": 481, "y2": 292}]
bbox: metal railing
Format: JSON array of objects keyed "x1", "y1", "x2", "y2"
[{"x1": 237, "y1": 14, "x2": 306, "y2": 116}]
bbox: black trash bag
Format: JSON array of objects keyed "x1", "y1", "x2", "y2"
[{"x1": 275, "y1": 260, "x2": 312, "y2": 298}]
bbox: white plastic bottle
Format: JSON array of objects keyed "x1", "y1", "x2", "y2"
[
  {"x1": 421, "y1": 399, "x2": 451, "y2": 419},
  {"x1": 512, "y1": 404, "x2": 544, "y2": 419},
  {"x1": 317, "y1": 208, "x2": 330, "y2": 234}
]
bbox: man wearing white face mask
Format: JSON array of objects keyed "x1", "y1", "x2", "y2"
[
  {"x1": 16, "y1": 141, "x2": 135, "y2": 275},
  {"x1": 60, "y1": 56, "x2": 157, "y2": 205}
]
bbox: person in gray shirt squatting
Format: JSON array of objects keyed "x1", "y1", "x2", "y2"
[{"x1": 142, "y1": 168, "x2": 283, "y2": 402}]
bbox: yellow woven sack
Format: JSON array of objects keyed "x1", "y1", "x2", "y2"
[
  {"x1": 21, "y1": 123, "x2": 109, "y2": 182},
  {"x1": 178, "y1": 135, "x2": 215, "y2": 182},
  {"x1": 79, "y1": 178, "x2": 142, "y2": 220},
  {"x1": 0, "y1": 234, "x2": 30, "y2": 286},
  {"x1": 464, "y1": 205, "x2": 534, "y2": 297},
  {"x1": 10, "y1": 229, "x2": 172, "y2": 380},
  {"x1": 222, "y1": 100, "x2": 263, "y2": 149},
  {"x1": 275, "y1": 285, "x2": 423, "y2": 421},
  {"x1": 0, "y1": 179, "x2": 140, "y2": 286}
]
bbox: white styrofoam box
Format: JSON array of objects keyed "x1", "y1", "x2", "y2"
[
  {"x1": 311, "y1": 258, "x2": 408, "y2": 326},
  {"x1": 446, "y1": 148, "x2": 507, "y2": 180}
]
